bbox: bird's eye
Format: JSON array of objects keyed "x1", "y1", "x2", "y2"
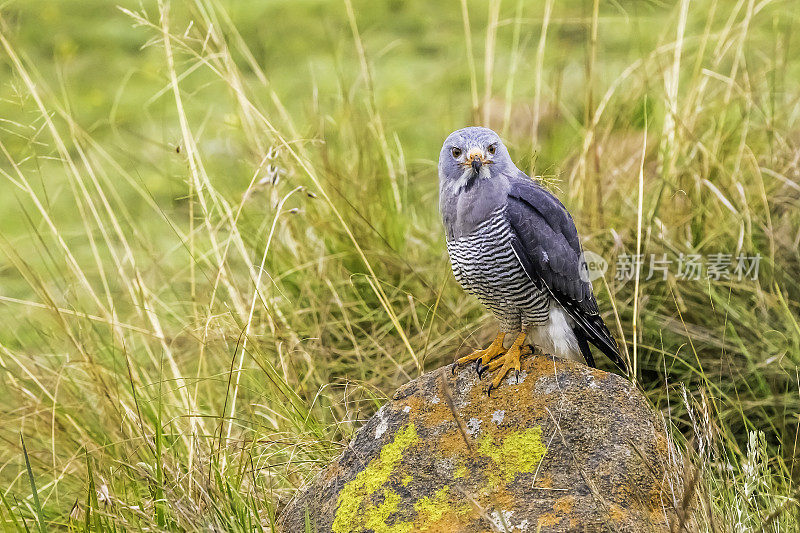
[
  {"x1": 451, "y1": 147, "x2": 462, "y2": 158},
  {"x1": 487, "y1": 144, "x2": 496, "y2": 155}
]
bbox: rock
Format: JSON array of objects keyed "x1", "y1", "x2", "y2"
[{"x1": 278, "y1": 355, "x2": 691, "y2": 532}]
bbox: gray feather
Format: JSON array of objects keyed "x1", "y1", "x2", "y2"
[
  {"x1": 437, "y1": 126, "x2": 624, "y2": 371},
  {"x1": 504, "y1": 176, "x2": 624, "y2": 369}
]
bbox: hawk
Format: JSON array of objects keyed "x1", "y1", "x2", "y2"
[{"x1": 439, "y1": 127, "x2": 626, "y2": 393}]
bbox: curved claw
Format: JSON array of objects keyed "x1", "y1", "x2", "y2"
[
  {"x1": 452, "y1": 333, "x2": 506, "y2": 376},
  {"x1": 477, "y1": 360, "x2": 487, "y2": 378},
  {"x1": 474, "y1": 358, "x2": 483, "y2": 374},
  {"x1": 486, "y1": 334, "x2": 527, "y2": 391},
  {"x1": 487, "y1": 383, "x2": 494, "y2": 397},
  {"x1": 451, "y1": 362, "x2": 458, "y2": 376}
]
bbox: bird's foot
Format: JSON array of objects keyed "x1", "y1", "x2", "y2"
[
  {"x1": 482, "y1": 333, "x2": 529, "y2": 396},
  {"x1": 452, "y1": 332, "x2": 506, "y2": 375},
  {"x1": 478, "y1": 344, "x2": 532, "y2": 377}
]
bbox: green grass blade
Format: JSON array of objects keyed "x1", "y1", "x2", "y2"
[{"x1": 19, "y1": 436, "x2": 45, "y2": 533}]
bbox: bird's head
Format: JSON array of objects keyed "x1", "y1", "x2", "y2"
[{"x1": 438, "y1": 126, "x2": 514, "y2": 193}]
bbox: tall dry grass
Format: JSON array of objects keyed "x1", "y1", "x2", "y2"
[{"x1": 0, "y1": 0, "x2": 797, "y2": 530}]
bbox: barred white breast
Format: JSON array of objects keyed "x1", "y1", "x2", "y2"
[{"x1": 446, "y1": 207, "x2": 551, "y2": 332}]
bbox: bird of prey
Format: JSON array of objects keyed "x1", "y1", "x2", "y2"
[{"x1": 439, "y1": 126, "x2": 626, "y2": 393}]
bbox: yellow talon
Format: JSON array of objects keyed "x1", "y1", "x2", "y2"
[
  {"x1": 454, "y1": 332, "x2": 506, "y2": 370},
  {"x1": 485, "y1": 331, "x2": 528, "y2": 391},
  {"x1": 482, "y1": 344, "x2": 532, "y2": 373}
]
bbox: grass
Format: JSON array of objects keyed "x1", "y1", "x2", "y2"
[{"x1": 0, "y1": 0, "x2": 799, "y2": 530}]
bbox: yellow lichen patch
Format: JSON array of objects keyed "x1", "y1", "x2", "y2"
[
  {"x1": 479, "y1": 426, "x2": 546, "y2": 482},
  {"x1": 412, "y1": 485, "x2": 472, "y2": 531},
  {"x1": 401, "y1": 474, "x2": 413, "y2": 486},
  {"x1": 332, "y1": 424, "x2": 419, "y2": 533},
  {"x1": 453, "y1": 463, "x2": 467, "y2": 479},
  {"x1": 414, "y1": 485, "x2": 450, "y2": 525},
  {"x1": 363, "y1": 490, "x2": 412, "y2": 533},
  {"x1": 340, "y1": 491, "x2": 413, "y2": 533}
]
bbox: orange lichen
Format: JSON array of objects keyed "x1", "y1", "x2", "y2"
[
  {"x1": 280, "y1": 353, "x2": 684, "y2": 533},
  {"x1": 401, "y1": 395, "x2": 426, "y2": 415},
  {"x1": 436, "y1": 427, "x2": 470, "y2": 458},
  {"x1": 608, "y1": 503, "x2": 628, "y2": 522},
  {"x1": 553, "y1": 495, "x2": 575, "y2": 515},
  {"x1": 537, "y1": 512, "x2": 561, "y2": 527},
  {"x1": 535, "y1": 472, "x2": 553, "y2": 489}
]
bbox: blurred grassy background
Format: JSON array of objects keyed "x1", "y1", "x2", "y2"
[{"x1": 0, "y1": 0, "x2": 799, "y2": 530}]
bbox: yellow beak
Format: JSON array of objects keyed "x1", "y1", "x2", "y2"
[{"x1": 466, "y1": 148, "x2": 485, "y2": 163}]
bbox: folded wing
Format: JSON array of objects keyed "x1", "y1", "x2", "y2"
[{"x1": 504, "y1": 176, "x2": 626, "y2": 371}]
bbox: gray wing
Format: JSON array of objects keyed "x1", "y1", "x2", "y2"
[{"x1": 505, "y1": 176, "x2": 625, "y2": 370}]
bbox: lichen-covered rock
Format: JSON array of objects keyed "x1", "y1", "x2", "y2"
[{"x1": 278, "y1": 355, "x2": 690, "y2": 532}]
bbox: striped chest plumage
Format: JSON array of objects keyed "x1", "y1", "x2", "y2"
[{"x1": 445, "y1": 207, "x2": 551, "y2": 328}]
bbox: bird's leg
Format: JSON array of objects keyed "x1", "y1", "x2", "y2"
[
  {"x1": 481, "y1": 330, "x2": 528, "y2": 395},
  {"x1": 452, "y1": 332, "x2": 506, "y2": 374}
]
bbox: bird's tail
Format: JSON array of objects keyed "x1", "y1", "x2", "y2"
[
  {"x1": 573, "y1": 328, "x2": 596, "y2": 368},
  {"x1": 571, "y1": 313, "x2": 627, "y2": 372}
]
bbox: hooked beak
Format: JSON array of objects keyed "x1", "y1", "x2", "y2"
[{"x1": 466, "y1": 147, "x2": 487, "y2": 174}]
